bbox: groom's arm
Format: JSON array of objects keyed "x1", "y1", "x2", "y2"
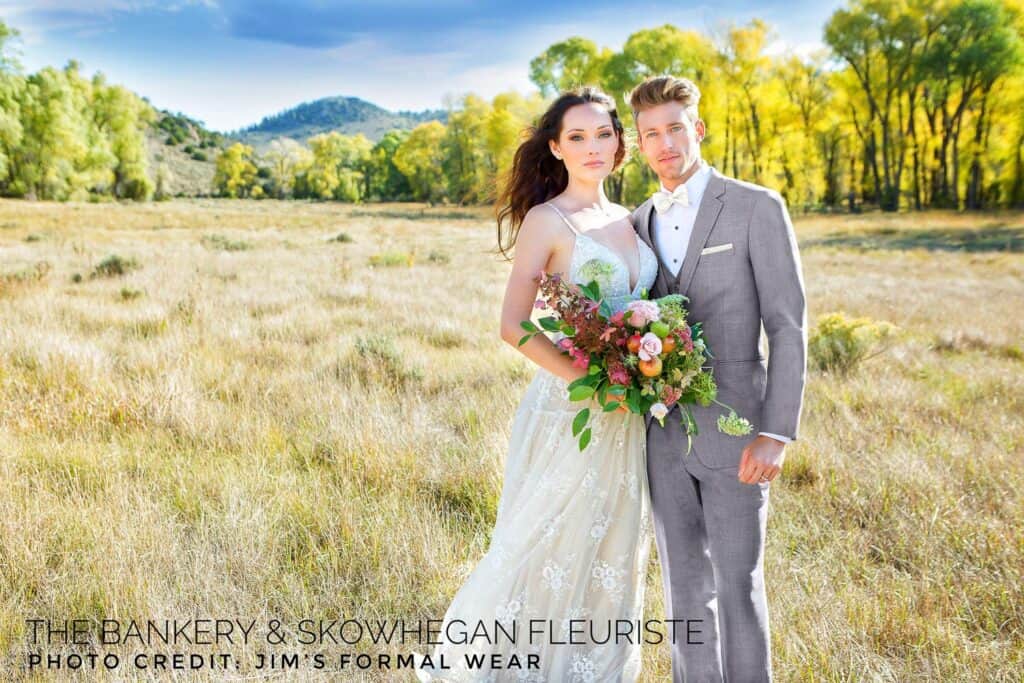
[{"x1": 748, "y1": 189, "x2": 807, "y2": 441}]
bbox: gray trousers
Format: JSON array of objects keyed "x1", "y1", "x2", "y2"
[{"x1": 646, "y1": 407, "x2": 772, "y2": 682}]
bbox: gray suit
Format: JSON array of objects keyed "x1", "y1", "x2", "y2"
[{"x1": 632, "y1": 167, "x2": 807, "y2": 682}]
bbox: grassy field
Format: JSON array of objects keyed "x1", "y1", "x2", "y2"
[{"x1": 0, "y1": 198, "x2": 1022, "y2": 681}]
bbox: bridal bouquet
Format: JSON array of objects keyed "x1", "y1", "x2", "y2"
[{"x1": 519, "y1": 269, "x2": 752, "y2": 451}]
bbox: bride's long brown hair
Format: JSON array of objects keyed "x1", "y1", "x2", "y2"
[{"x1": 496, "y1": 87, "x2": 626, "y2": 260}]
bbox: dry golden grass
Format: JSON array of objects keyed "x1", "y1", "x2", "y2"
[{"x1": 0, "y1": 198, "x2": 1021, "y2": 681}]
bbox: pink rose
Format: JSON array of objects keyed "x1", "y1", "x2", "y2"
[
  {"x1": 638, "y1": 332, "x2": 663, "y2": 361},
  {"x1": 609, "y1": 311, "x2": 626, "y2": 326},
  {"x1": 625, "y1": 300, "x2": 660, "y2": 328}
]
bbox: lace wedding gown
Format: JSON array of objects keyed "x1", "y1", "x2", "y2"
[{"x1": 415, "y1": 204, "x2": 660, "y2": 682}]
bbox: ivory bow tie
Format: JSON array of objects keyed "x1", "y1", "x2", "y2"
[{"x1": 652, "y1": 185, "x2": 690, "y2": 214}]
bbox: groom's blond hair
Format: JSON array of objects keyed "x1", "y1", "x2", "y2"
[{"x1": 628, "y1": 76, "x2": 701, "y2": 125}]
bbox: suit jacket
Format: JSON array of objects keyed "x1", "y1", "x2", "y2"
[{"x1": 633, "y1": 167, "x2": 808, "y2": 466}]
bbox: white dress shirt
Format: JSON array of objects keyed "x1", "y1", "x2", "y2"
[
  {"x1": 652, "y1": 160, "x2": 712, "y2": 278},
  {"x1": 651, "y1": 160, "x2": 791, "y2": 446}
]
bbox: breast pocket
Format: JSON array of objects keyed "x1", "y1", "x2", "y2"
[{"x1": 700, "y1": 242, "x2": 734, "y2": 256}]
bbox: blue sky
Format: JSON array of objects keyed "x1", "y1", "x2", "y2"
[{"x1": 0, "y1": 0, "x2": 844, "y2": 133}]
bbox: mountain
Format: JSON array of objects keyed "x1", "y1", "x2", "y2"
[
  {"x1": 141, "y1": 96, "x2": 447, "y2": 196},
  {"x1": 233, "y1": 95, "x2": 447, "y2": 149}
]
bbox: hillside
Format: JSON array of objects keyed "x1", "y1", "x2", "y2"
[
  {"x1": 233, "y1": 95, "x2": 446, "y2": 150},
  {"x1": 141, "y1": 97, "x2": 448, "y2": 196},
  {"x1": 144, "y1": 110, "x2": 234, "y2": 198}
]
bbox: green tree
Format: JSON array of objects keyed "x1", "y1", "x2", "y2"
[
  {"x1": 214, "y1": 142, "x2": 258, "y2": 198},
  {"x1": 303, "y1": 131, "x2": 372, "y2": 201},
  {"x1": 368, "y1": 130, "x2": 412, "y2": 200},
  {"x1": 529, "y1": 37, "x2": 611, "y2": 96},
  {"x1": 920, "y1": 0, "x2": 1023, "y2": 208},
  {"x1": 825, "y1": 0, "x2": 932, "y2": 210},
  {"x1": 441, "y1": 94, "x2": 491, "y2": 203},
  {"x1": 92, "y1": 74, "x2": 155, "y2": 199},
  {"x1": 393, "y1": 121, "x2": 447, "y2": 202},
  {"x1": 0, "y1": 21, "x2": 24, "y2": 193},
  {"x1": 263, "y1": 137, "x2": 311, "y2": 198}
]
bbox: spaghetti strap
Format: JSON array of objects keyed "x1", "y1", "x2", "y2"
[{"x1": 544, "y1": 201, "x2": 581, "y2": 236}]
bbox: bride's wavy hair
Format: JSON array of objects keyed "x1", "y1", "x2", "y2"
[{"x1": 495, "y1": 86, "x2": 626, "y2": 260}]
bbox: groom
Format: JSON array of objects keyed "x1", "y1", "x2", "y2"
[{"x1": 628, "y1": 76, "x2": 807, "y2": 682}]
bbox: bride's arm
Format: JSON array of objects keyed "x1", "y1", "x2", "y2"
[{"x1": 498, "y1": 207, "x2": 587, "y2": 384}]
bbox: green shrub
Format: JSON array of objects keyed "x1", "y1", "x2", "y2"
[
  {"x1": 427, "y1": 250, "x2": 450, "y2": 264},
  {"x1": 91, "y1": 254, "x2": 139, "y2": 278},
  {"x1": 368, "y1": 250, "x2": 414, "y2": 267},
  {"x1": 339, "y1": 336, "x2": 423, "y2": 386},
  {"x1": 809, "y1": 311, "x2": 896, "y2": 374},
  {"x1": 201, "y1": 234, "x2": 251, "y2": 251}
]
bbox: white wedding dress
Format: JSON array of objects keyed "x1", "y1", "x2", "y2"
[{"x1": 416, "y1": 204, "x2": 660, "y2": 682}]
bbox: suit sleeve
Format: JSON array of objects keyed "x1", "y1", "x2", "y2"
[{"x1": 748, "y1": 190, "x2": 807, "y2": 441}]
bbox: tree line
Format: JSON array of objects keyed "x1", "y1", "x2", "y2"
[
  {"x1": 2, "y1": 0, "x2": 1023, "y2": 211},
  {"x1": 213, "y1": 0, "x2": 1024, "y2": 212},
  {"x1": 0, "y1": 23, "x2": 153, "y2": 201}
]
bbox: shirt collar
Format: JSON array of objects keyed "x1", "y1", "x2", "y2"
[{"x1": 658, "y1": 159, "x2": 711, "y2": 206}]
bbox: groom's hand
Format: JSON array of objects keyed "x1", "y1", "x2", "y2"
[{"x1": 738, "y1": 435, "x2": 786, "y2": 484}]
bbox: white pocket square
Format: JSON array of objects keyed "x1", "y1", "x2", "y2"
[{"x1": 701, "y1": 243, "x2": 733, "y2": 256}]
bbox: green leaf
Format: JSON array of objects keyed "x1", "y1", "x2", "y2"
[
  {"x1": 567, "y1": 374, "x2": 598, "y2": 392},
  {"x1": 520, "y1": 320, "x2": 539, "y2": 333},
  {"x1": 588, "y1": 364, "x2": 601, "y2": 375},
  {"x1": 579, "y1": 427, "x2": 592, "y2": 451},
  {"x1": 568, "y1": 385, "x2": 595, "y2": 402},
  {"x1": 606, "y1": 386, "x2": 626, "y2": 401},
  {"x1": 603, "y1": 400, "x2": 621, "y2": 412},
  {"x1": 683, "y1": 405, "x2": 700, "y2": 436},
  {"x1": 539, "y1": 317, "x2": 562, "y2": 332},
  {"x1": 560, "y1": 324, "x2": 576, "y2": 336},
  {"x1": 580, "y1": 280, "x2": 601, "y2": 299},
  {"x1": 517, "y1": 333, "x2": 533, "y2": 347},
  {"x1": 572, "y1": 408, "x2": 590, "y2": 437}
]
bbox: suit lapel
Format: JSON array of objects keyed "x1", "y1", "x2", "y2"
[
  {"x1": 634, "y1": 198, "x2": 674, "y2": 297},
  {"x1": 675, "y1": 170, "x2": 726, "y2": 297}
]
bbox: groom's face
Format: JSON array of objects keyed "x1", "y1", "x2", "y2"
[{"x1": 635, "y1": 101, "x2": 705, "y2": 188}]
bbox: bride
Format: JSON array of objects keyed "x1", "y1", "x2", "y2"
[{"x1": 415, "y1": 87, "x2": 659, "y2": 682}]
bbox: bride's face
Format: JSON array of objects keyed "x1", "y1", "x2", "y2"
[{"x1": 548, "y1": 102, "x2": 619, "y2": 184}]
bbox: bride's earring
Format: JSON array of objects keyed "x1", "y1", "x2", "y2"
[{"x1": 552, "y1": 150, "x2": 562, "y2": 160}]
